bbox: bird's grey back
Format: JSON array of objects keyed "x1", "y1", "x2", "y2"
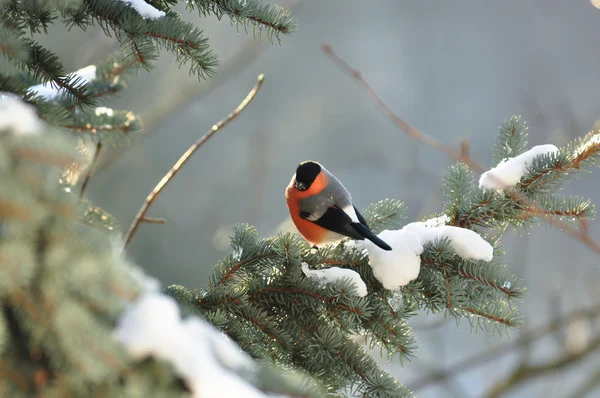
[{"x1": 298, "y1": 166, "x2": 352, "y2": 221}]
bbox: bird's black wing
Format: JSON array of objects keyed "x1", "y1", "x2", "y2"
[
  {"x1": 301, "y1": 206, "x2": 364, "y2": 240},
  {"x1": 301, "y1": 205, "x2": 392, "y2": 251},
  {"x1": 353, "y1": 205, "x2": 369, "y2": 228}
]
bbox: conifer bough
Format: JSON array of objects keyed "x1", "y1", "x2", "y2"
[
  {"x1": 2, "y1": 0, "x2": 600, "y2": 396},
  {"x1": 2, "y1": 93, "x2": 600, "y2": 397},
  {"x1": 166, "y1": 117, "x2": 600, "y2": 397}
]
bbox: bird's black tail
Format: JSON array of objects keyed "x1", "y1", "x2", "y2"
[{"x1": 351, "y1": 223, "x2": 392, "y2": 251}]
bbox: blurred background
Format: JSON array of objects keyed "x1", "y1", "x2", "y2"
[{"x1": 48, "y1": 0, "x2": 600, "y2": 396}]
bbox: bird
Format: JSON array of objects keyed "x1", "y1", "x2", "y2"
[{"x1": 285, "y1": 160, "x2": 392, "y2": 251}]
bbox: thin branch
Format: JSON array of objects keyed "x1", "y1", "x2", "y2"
[
  {"x1": 321, "y1": 43, "x2": 459, "y2": 162},
  {"x1": 485, "y1": 335, "x2": 600, "y2": 398},
  {"x1": 61, "y1": 123, "x2": 132, "y2": 133},
  {"x1": 79, "y1": 141, "x2": 103, "y2": 198},
  {"x1": 140, "y1": 216, "x2": 166, "y2": 224},
  {"x1": 571, "y1": 367, "x2": 600, "y2": 398},
  {"x1": 322, "y1": 43, "x2": 600, "y2": 256},
  {"x1": 147, "y1": 32, "x2": 200, "y2": 48},
  {"x1": 122, "y1": 74, "x2": 265, "y2": 249},
  {"x1": 460, "y1": 307, "x2": 517, "y2": 326},
  {"x1": 409, "y1": 302, "x2": 600, "y2": 391}
]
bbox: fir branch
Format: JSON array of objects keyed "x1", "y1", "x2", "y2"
[
  {"x1": 0, "y1": 0, "x2": 56, "y2": 35},
  {"x1": 212, "y1": 251, "x2": 278, "y2": 288},
  {"x1": 81, "y1": 0, "x2": 218, "y2": 79},
  {"x1": 523, "y1": 194, "x2": 595, "y2": 220},
  {"x1": 123, "y1": 74, "x2": 265, "y2": 249},
  {"x1": 10, "y1": 39, "x2": 96, "y2": 108},
  {"x1": 361, "y1": 198, "x2": 406, "y2": 233},
  {"x1": 518, "y1": 132, "x2": 600, "y2": 194},
  {"x1": 78, "y1": 196, "x2": 121, "y2": 233},
  {"x1": 64, "y1": 108, "x2": 142, "y2": 146},
  {"x1": 0, "y1": 23, "x2": 29, "y2": 61},
  {"x1": 189, "y1": 0, "x2": 297, "y2": 40},
  {"x1": 364, "y1": 302, "x2": 416, "y2": 357},
  {"x1": 491, "y1": 116, "x2": 529, "y2": 166},
  {"x1": 460, "y1": 306, "x2": 520, "y2": 328},
  {"x1": 455, "y1": 265, "x2": 521, "y2": 301}
]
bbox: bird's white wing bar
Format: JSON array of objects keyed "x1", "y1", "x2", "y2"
[{"x1": 342, "y1": 205, "x2": 360, "y2": 223}]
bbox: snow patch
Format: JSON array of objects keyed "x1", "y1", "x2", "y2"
[
  {"x1": 114, "y1": 292, "x2": 266, "y2": 398},
  {"x1": 301, "y1": 262, "x2": 367, "y2": 297},
  {"x1": 359, "y1": 229, "x2": 423, "y2": 290},
  {"x1": 479, "y1": 144, "x2": 559, "y2": 190},
  {"x1": 403, "y1": 221, "x2": 494, "y2": 262},
  {"x1": 95, "y1": 107, "x2": 114, "y2": 116},
  {"x1": 420, "y1": 214, "x2": 451, "y2": 229},
  {"x1": 119, "y1": 0, "x2": 166, "y2": 19},
  {"x1": 573, "y1": 134, "x2": 600, "y2": 159},
  {"x1": 0, "y1": 93, "x2": 42, "y2": 135},
  {"x1": 358, "y1": 216, "x2": 493, "y2": 290},
  {"x1": 29, "y1": 65, "x2": 97, "y2": 101}
]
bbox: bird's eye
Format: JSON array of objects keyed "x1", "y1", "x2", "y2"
[{"x1": 295, "y1": 181, "x2": 307, "y2": 191}]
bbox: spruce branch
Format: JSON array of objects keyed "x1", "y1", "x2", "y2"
[
  {"x1": 0, "y1": 0, "x2": 56, "y2": 35},
  {"x1": 123, "y1": 74, "x2": 265, "y2": 249},
  {"x1": 76, "y1": 0, "x2": 219, "y2": 79},
  {"x1": 78, "y1": 196, "x2": 120, "y2": 232},
  {"x1": 14, "y1": 39, "x2": 96, "y2": 108},
  {"x1": 491, "y1": 116, "x2": 529, "y2": 166},
  {"x1": 0, "y1": 23, "x2": 29, "y2": 61},
  {"x1": 189, "y1": 0, "x2": 297, "y2": 40}
]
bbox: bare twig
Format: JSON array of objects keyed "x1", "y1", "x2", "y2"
[
  {"x1": 571, "y1": 367, "x2": 600, "y2": 398},
  {"x1": 79, "y1": 141, "x2": 103, "y2": 198},
  {"x1": 322, "y1": 43, "x2": 600, "y2": 256},
  {"x1": 122, "y1": 74, "x2": 265, "y2": 249},
  {"x1": 409, "y1": 302, "x2": 600, "y2": 391},
  {"x1": 141, "y1": 217, "x2": 166, "y2": 224},
  {"x1": 485, "y1": 335, "x2": 600, "y2": 398}
]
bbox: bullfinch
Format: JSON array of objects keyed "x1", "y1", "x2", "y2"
[{"x1": 285, "y1": 161, "x2": 392, "y2": 251}]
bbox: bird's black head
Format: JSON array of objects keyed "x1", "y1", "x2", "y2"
[{"x1": 295, "y1": 161, "x2": 321, "y2": 191}]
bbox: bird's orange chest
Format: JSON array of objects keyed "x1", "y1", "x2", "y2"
[{"x1": 286, "y1": 173, "x2": 330, "y2": 244}]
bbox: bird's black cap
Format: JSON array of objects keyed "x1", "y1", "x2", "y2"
[{"x1": 295, "y1": 161, "x2": 321, "y2": 191}]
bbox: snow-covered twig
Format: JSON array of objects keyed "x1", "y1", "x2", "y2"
[
  {"x1": 358, "y1": 216, "x2": 493, "y2": 290},
  {"x1": 115, "y1": 292, "x2": 267, "y2": 398},
  {"x1": 118, "y1": 0, "x2": 165, "y2": 19},
  {"x1": 479, "y1": 145, "x2": 559, "y2": 190},
  {"x1": 301, "y1": 262, "x2": 367, "y2": 297},
  {"x1": 0, "y1": 93, "x2": 42, "y2": 135},
  {"x1": 29, "y1": 65, "x2": 97, "y2": 101}
]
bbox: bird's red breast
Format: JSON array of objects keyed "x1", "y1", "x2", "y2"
[{"x1": 286, "y1": 171, "x2": 331, "y2": 245}]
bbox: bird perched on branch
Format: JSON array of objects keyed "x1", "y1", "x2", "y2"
[{"x1": 286, "y1": 160, "x2": 392, "y2": 251}]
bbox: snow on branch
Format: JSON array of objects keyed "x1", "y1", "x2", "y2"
[
  {"x1": 29, "y1": 65, "x2": 97, "y2": 101},
  {"x1": 114, "y1": 292, "x2": 268, "y2": 398},
  {"x1": 358, "y1": 215, "x2": 493, "y2": 290},
  {"x1": 118, "y1": 0, "x2": 165, "y2": 19},
  {"x1": 479, "y1": 144, "x2": 559, "y2": 190},
  {"x1": 0, "y1": 93, "x2": 42, "y2": 135},
  {"x1": 301, "y1": 262, "x2": 367, "y2": 297}
]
